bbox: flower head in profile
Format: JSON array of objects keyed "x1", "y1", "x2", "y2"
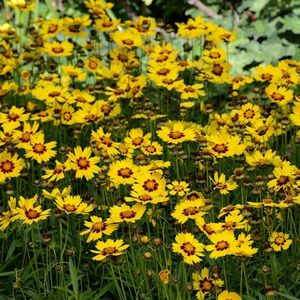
[
  {"x1": 55, "y1": 195, "x2": 94, "y2": 215},
  {"x1": 91, "y1": 239, "x2": 129, "y2": 261},
  {"x1": 217, "y1": 290, "x2": 241, "y2": 300}
]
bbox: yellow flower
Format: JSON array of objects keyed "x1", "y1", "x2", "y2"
[
  {"x1": 176, "y1": 16, "x2": 206, "y2": 39},
  {"x1": 125, "y1": 171, "x2": 168, "y2": 204},
  {"x1": 245, "y1": 149, "x2": 281, "y2": 167},
  {"x1": 167, "y1": 180, "x2": 190, "y2": 197},
  {"x1": 141, "y1": 141, "x2": 163, "y2": 156},
  {"x1": 94, "y1": 16, "x2": 120, "y2": 32},
  {"x1": 91, "y1": 239, "x2": 129, "y2": 261},
  {"x1": 211, "y1": 172, "x2": 238, "y2": 195},
  {"x1": 124, "y1": 128, "x2": 151, "y2": 150},
  {"x1": 206, "y1": 129, "x2": 245, "y2": 158},
  {"x1": 65, "y1": 146, "x2": 100, "y2": 180},
  {"x1": 171, "y1": 200, "x2": 205, "y2": 224},
  {"x1": 265, "y1": 84, "x2": 293, "y2": 106},
  {"x1": 80, "y1": 216, "x2": 118, "y2": 242},
  {"x1": 0, "y1": 106, "x2": 30, "y2": 132},
  {"x1": 234, "y1": 233, "x2": 258, "y2": 257},
  {"x1": 61, "y1": 65, "x2": 86, "y2": 82},
  {"x1": 157, "y1": 121, "x2": 196, "y2": 144},
  {"x1": 176, "y1": 83, "x2": 205, "y2": 100},
  {"x1": 62, "y1": 15, "x2": 91, "y2": 38},
  {"x1": 0, "y1": 197, "x2": 17, "y2": 231},
  {"x1": 13, "y1": 122, "x2": 40, "y2": 148},
  {"x1": 108, "y1": 159, "x2": 139, "y2": 186},
  {"x1": 107, "y1": 203, "x2": 146, "y2": 224},
  {"x1": 40, "y1": 18, "x2": 63, "y2": 38},
  {"x1": 206, "y1": 231, "x2": 238, "y2": 259},
  {"x1": 43, "y1": 186, "x2": 72, "y2": 201},
  {"x1": 43, "y1": 41, "x2": 74, "y2": 57},
  {"x1": 202, "y1": 47, "x2": 226, "y2": 63},
  {"x1": 111, "y1": 29, "x2": 143, "y2": 49},
  {"x1": 269, "y1": 232, "x2": 292, "y2": 252},
  {"x1": 217, "y1": 291, "x2": 241, "y2": 300},
  {"x1": 158, "y1": 270, "x2": 171, "y2": 284},
  {"x1": 7, "y1": 0, "x2": 35, "y2": 11},
  {"x1": 192, "y1": 268, "x2": 224, "y2": 300},
  {"x1": 13, "y1": 195, "x2": 51, "y2": 225},
  {"x1": 0, "y1": 151, "x2": 25, "y2": 183},
  {"x1": 172, "y1": 232, "x2": 205, "y2": 265},
  {"x1": 42, "y1": 161, "x2": 66, "y2": 182},
  {"x1": 24, "y1": 133, "x2": 57, "y2": 164},
  {"x1": 55, "y1": 195, "x2": 94, "y2": 215},
  {"x1": 91, "y1": 127, "x2": 120, "y2": 156}
]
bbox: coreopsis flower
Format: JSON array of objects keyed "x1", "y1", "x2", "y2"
[
  {"x1": 269, "y1": 232, "x2": 292, "y2": 252},
  {"x1": 141, "y1": 141, "x2": 163, "y2": 156},
  {"x1": 206, "y1": 231, "x2": 238, "y2": 259},
  {"x1": 111, "y1": 29, "x2": 143, "y2": 49},
  {"x1": 42, "y1": 161, "x2": 66, "y2": 182},
  {"x1": 55, "y1": 195, "x2": 94, "y2": 215},
  {"x1": 171, "y1": 200, "x2": 206, "y2": 224},
  {"x1": 124, "y1": 128, "x2": 151, "y2": 150},
  {"x1": 43, "y1": 41, "x2": 74, "y2": 57},
  {"x1": 91, "y1": 127, "x2": 120, "y2": 156},
  {"x1": 24, "y1": 133, "x2": 57, "y2": 163},
  {"x1": 197, "y1": 61, "x2": 232, "y2": 84},
  {"x1": 43, "y1": 186, "x2": 72, "y2": 201},
  {"x1": 157, "y1": 121, "x2": 196, "y2": 144},
  {"x1": 40, "y1": 18, "x2": 63, "y2": 38},
  {"x1": 91, "y1": 239, "x2": 129, "y2": 261},
  {"x1": 176, "y1": 83, "x2": 205, "y2": 100},
  {"x1": 148, "y1": 61, "x2": 180, "y2": 84},
  {"x1": 220, "y1": 211, "x2": 247, "y2": 231},
  {"x1": 158, "y1": 270, "x2": 171, "y2": 284},
  {"x1": 234, "y1": 233, "x2": 258, "y2": 257},
  {"x1": 290, "y1": 101, "x2": 300, "y2": 126},
  {"x1": 125, "y1": 171, "x2": 168, "y2": 204},
  {"x1": 265, "y1": 84, "x2": 293, "y2": 106},
  {"x1": 192, "y1": 268, "x2": 224, "y2": 300},
  {"x1": 0, "y1": 106, "x2": 30, "y2": 131},
  {"x1": 245, "y1": 149, "x2": 281, "y2": 167},
  {"x1": 12, "y1": 122, "x2": 40, "y2": 148},
  {"x1": 13, "y1": 195, "x2": 51, "y2": 225},
  {"x1": 217, "y1": 291, "x2": 241, "y2": 300},
  {"x1": 108, "y1": 159, "x2": 139, "y2": 186},
  {"x1": 253, "y1": 64, "x2": 277, "y2": 82},
  {"x1": 0, "y1": 197, "x2": 17, "y2": 231},
  {"x1": 62, "y1": 15, "x2": 91, "y2": 38},
  {"x1": 61, "y1": 65, "x2": 86, "y2": 82},
  {"x1": 94, "y1": 16, "x2": 120, "y2": 32},
  {"x1": 211, "y1": 172, "x2": 238, "y2": 195},
  {"x1": 168, "y1": 180, "x2": 190, "y2": 197},
  {"x1": 267, "y1": 162, "x2": 297, "y2": 192},
  {"x1": 246, "y1": 116, "x2": 276, "y2": 143},
  {"x1": 107, "y1": 203, "x2": 146, "y2": 224},
  {"x1": 65, "y1": 146, "x2": 100, "y2": 180},
  {"x1": 202, "y1": 47, "x2": 226, "y2": 63},
  {"x1": 80, "y1": 216, "x2": 118, "y2": 242},
  {"x1": 176, "y1": 16, "x2": 206, "y2": 39},
  {"x1": 7, "y1": 0, "x2": 35, "y2": 11},
  {"x1": 205, "y1": 129, "x2": 245, "y2": 158},
  {"x1": 172, "y1": 232, "x2": 205, "y2": 265},
  {"x1": 238, "y1": 103, "x2": 261, "y2": 124},
  {"x1": 0, "y1": 152, "x2": 25, "y2": 183}
]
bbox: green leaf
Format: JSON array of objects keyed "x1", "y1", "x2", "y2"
[{"x1": 69, "y1": 258, "x2": 79, "y2": 300}]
